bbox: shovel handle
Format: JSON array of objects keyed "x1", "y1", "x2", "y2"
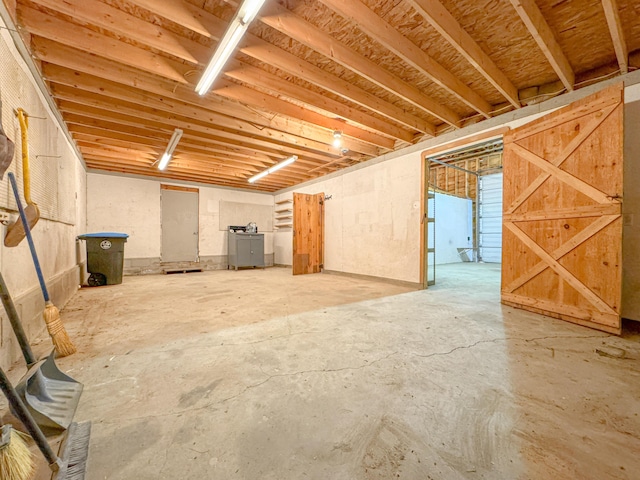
[
  {"x1": 15, "y1": 109, "x2": 33, "y2": 205},
  {"x1": 8, "y1": 172, "x2": 50, "y2": 302},
  {"x1": 0, "y1": 271, "x2": 36, "y2": 366},
  {"x1": 0, "y1": 365, "x2": 62, "y2": 470}
]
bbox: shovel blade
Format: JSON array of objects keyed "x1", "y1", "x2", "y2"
[
  {"x1": 4, "y1": 203, "x2": 39, "y2": 247},
  {"x1": 14, "y1": 352, "x2": 83, "y2": 433}
]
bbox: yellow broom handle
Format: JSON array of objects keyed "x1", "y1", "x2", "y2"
[{"x1": 15, "y1": 108, "x2": 32, "y2": 205}]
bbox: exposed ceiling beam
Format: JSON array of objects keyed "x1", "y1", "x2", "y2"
[
  {"x1": 51, "y1": 80, "x2": 360, "y2": 161},
  {"x1": 56, "y1": 98, "x2": 340, "y2": 169},
  {"x1": 27, "y1": 0, "x2": 206, "y2": 65},
  {"x1": 259, "y1": 2, "x2": 461, "y2": 127},
  {"x1": 601, "y1": 0, "x2": 628, "y2": 74},
  {"x1": 212, "y1": 79, "x2": 394, "y2": 149},
  {"x1": 103, "y1": 0, "x2": 437, "y2": 135},
  {"x1": 508, "y1": 0, "x2": 575, "y2": 91},
  {"x1": 32, "y1": 38, "x2": 409, "y2": 146},
  {"x1": 238, "y1": 40, "x2": 435, "y2": 135},
  {"x1": 18, "y1": 4, "x2": 190, "y2": 84},
  {"x1": 83, "y1": 160, "x2": 283, "y2": 191},
  {"x1": 402, "y1": 0, "x2": 521, "y2": 108},
  {"x1": 125, "y1": 0, "x2": 214, "y2": 38},
  {"x1": 42, "y1": 65, "x2": 381, "y2": 158},
  {"x1": 224, "y1": 62, "x2": 414, "y2": 144},
  {"x1": 317, "y1": 0, "x2": 495, "y2": 115},
  {"x1": 71, "y1": 131, "x2": 275, "y2": 167},
  {"x1": 23, "y1": 10, "x2": 420, "y2": 148}
]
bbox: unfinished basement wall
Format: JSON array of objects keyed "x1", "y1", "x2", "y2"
[
  {"x1": 0, "y1": 27, "x2": 87, "y2": 370},
  {"x1": 275, "y1": 74, "x2": 640, "y2": 288},
  {"x1": 86, "y1": 173, "x2": 274, "y2": 274},
  {"x1": 274, "y1": 152, "x2": 423, "y2": 285}
]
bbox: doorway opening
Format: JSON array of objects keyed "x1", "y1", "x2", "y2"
[{"x1": 422, "y1": 137, "x2": 504, "y2": 289}]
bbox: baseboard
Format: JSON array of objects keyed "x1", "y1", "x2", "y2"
[
  {"x1": 124, "y1": 254, "x2": 275, "y2": 276},
  {"x1": 322, "y1": 269, "x2": 422, "y2": 289}
]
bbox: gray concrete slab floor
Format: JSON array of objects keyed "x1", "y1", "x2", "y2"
[{"x1": 36, "y1": 265, "x2": 640, "y2": 478}]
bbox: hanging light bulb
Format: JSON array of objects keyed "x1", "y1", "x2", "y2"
[{"x1": 332, "y1": 130, "x2": 342, "y2": 148}]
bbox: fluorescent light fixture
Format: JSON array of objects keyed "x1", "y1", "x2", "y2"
[
  {"x1": 268, "y1": 155, "x2": 296, "y2": 172},
  {"x1": 195, "y1": 0, "x2": 267, "y2": 96},
  {"x1": 248, "y1": 155, "x2": 297, "y2": 183},
  {"x1": 240, "y1": 0, "x2": 267, "y2": 24},
  {"x1": 332, "y1": 130, "x2": 342, "y2": 148},
  {"x1": 158, "y1": 128, "x2": 183, "y2": 170}
]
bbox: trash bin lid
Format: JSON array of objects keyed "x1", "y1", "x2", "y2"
[{"x1": 77, "y1": 232, "x2": 129, "y2": 239}]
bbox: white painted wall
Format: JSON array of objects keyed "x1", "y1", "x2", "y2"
[
  {"x1": 275, "y1": 152, "x2": 423, "y2": 284},
  {"x1": 273, "y1": 75, "x2": 640, "y2": 285},
  {"x1": 86, "y1": 173, "x2": 275, "y2": 261},
  {"x1": 434, "y1": 193, "x2": 472, "y2": 265},
  {"x1": 86, "y1": 175, "x2": 161, "y2": 258},
  {"x1": 198, "y1": 185, "x2": 274, "y2": 257},
  {"x1": 0, "y1": 24, "x2": 86, "y2": 369}
]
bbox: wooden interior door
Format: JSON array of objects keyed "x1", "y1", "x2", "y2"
[
  {"x1": 501, "y1": 84, "x2": 624, "y2": 334},
  {"x1": 292, "y1": 192, "x2": 324, "y2": 275}
]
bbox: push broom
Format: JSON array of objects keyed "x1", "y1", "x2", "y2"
[
  {"x1": 8, "y1": 172, "x2": 76, "y2": 357},
  {"x1": 0, "y1": 424, "x2": 34, "y2": 480}
]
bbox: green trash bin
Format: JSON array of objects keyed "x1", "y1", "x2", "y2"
[{"x1": 77, "y1": 232, "x2": 129, "y2": 286}]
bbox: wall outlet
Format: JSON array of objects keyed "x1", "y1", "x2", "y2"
[{"x1": 0, "y1": 212, "x2": 12, "y2": 223}]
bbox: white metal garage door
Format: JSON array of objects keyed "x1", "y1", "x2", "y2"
[{"x1": 479, "y1": 173, "x2": 503, "y2": 263}]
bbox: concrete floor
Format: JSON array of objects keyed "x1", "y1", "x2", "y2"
[{"x1": 31, "y1": 265, "x2": 640, "y2": 478}]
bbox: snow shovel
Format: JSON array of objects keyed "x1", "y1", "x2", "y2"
[
  {"x1": 0, "y1": 270, "x2": 83, "y2": 433},
  {"x1": 5, "y1": 108, "x2": 40, "y2": 247}
]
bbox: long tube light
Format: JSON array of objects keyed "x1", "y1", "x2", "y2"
[
  {"x1": 195, "y1": 0, "x2": 267, "y2": 96},
  {"x1": 158, "y1": 128, "x2": 183, "y2": 170},
  {"x1": 248, "y1": 155, "x2": 297, "y2": 183}
]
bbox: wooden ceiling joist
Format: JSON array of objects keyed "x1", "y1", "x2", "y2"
[
  {"x1": 27, "y1": 0, "x2": 206, "y2": 65},
  {"x1": 8, "y1": 0, "x2": 635, "y2": 191},
  {"x1": 259, "y1": 3, "x2": 462, "y2": 127},
  {"x1": 72, "y1": 132, "x2": 275, "y2": 169},
  {"x1": 238, "y1": 41, "x2": 436, "y2": 135},
  {"x1": 316, "y1": 0, "x2": 494, "y2": 116},
  {"x1": 403, "y1": 0, "x2": 521, "y2": 108},
  {"x1": 508, "y1": 0, "x2": 575, "y2": 92},
  {"x1": 19, "y1": 5, "x2": 191, "y2": 84},
  {"x1": 126, "y1": 0, "x2": 437, "y2": 135},
  {"x1": 601, "y1": 0, "x2": 629, "y2": 74},
  {"x1": 42, "y1": 64, "x2": 382, "y2": 157},
  {"x1": 224, "y1": 62, "x2": 415, "y2": 144}
]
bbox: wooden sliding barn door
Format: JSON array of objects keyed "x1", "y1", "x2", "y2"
[
  {"x1": 292, "y1": 192, "x2": 324, "y2": 275},
  {"x1": 501, "y1": 84, "x2": 624, "y2": 334}
]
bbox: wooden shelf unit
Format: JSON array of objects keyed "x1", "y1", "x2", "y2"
[{"x1": 275, "y1": 198, "x2": 293, "y2": 229}]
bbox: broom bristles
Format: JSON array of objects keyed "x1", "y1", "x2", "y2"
[
  {"x1": 0, "y1": 428, "x2": 35, "y2": 480},
  {"x1": 43, "y1": 302, "x2": 77, "y2": 357}
]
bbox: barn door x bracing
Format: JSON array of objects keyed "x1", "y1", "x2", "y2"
[
  {"x1": 293, "y1": 192, "x2": 324, "y2": 275},
  {"x1": 501, "y1": 84, "x2": 624, "y2": 334}
]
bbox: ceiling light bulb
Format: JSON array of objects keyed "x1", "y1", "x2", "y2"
[{"x1": 332, "y1": 130, "x2": 342, "y2": 148}]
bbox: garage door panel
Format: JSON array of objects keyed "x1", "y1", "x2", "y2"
[{"x1": 479, "y1": 172, "x2": 503, "y2": 263}]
